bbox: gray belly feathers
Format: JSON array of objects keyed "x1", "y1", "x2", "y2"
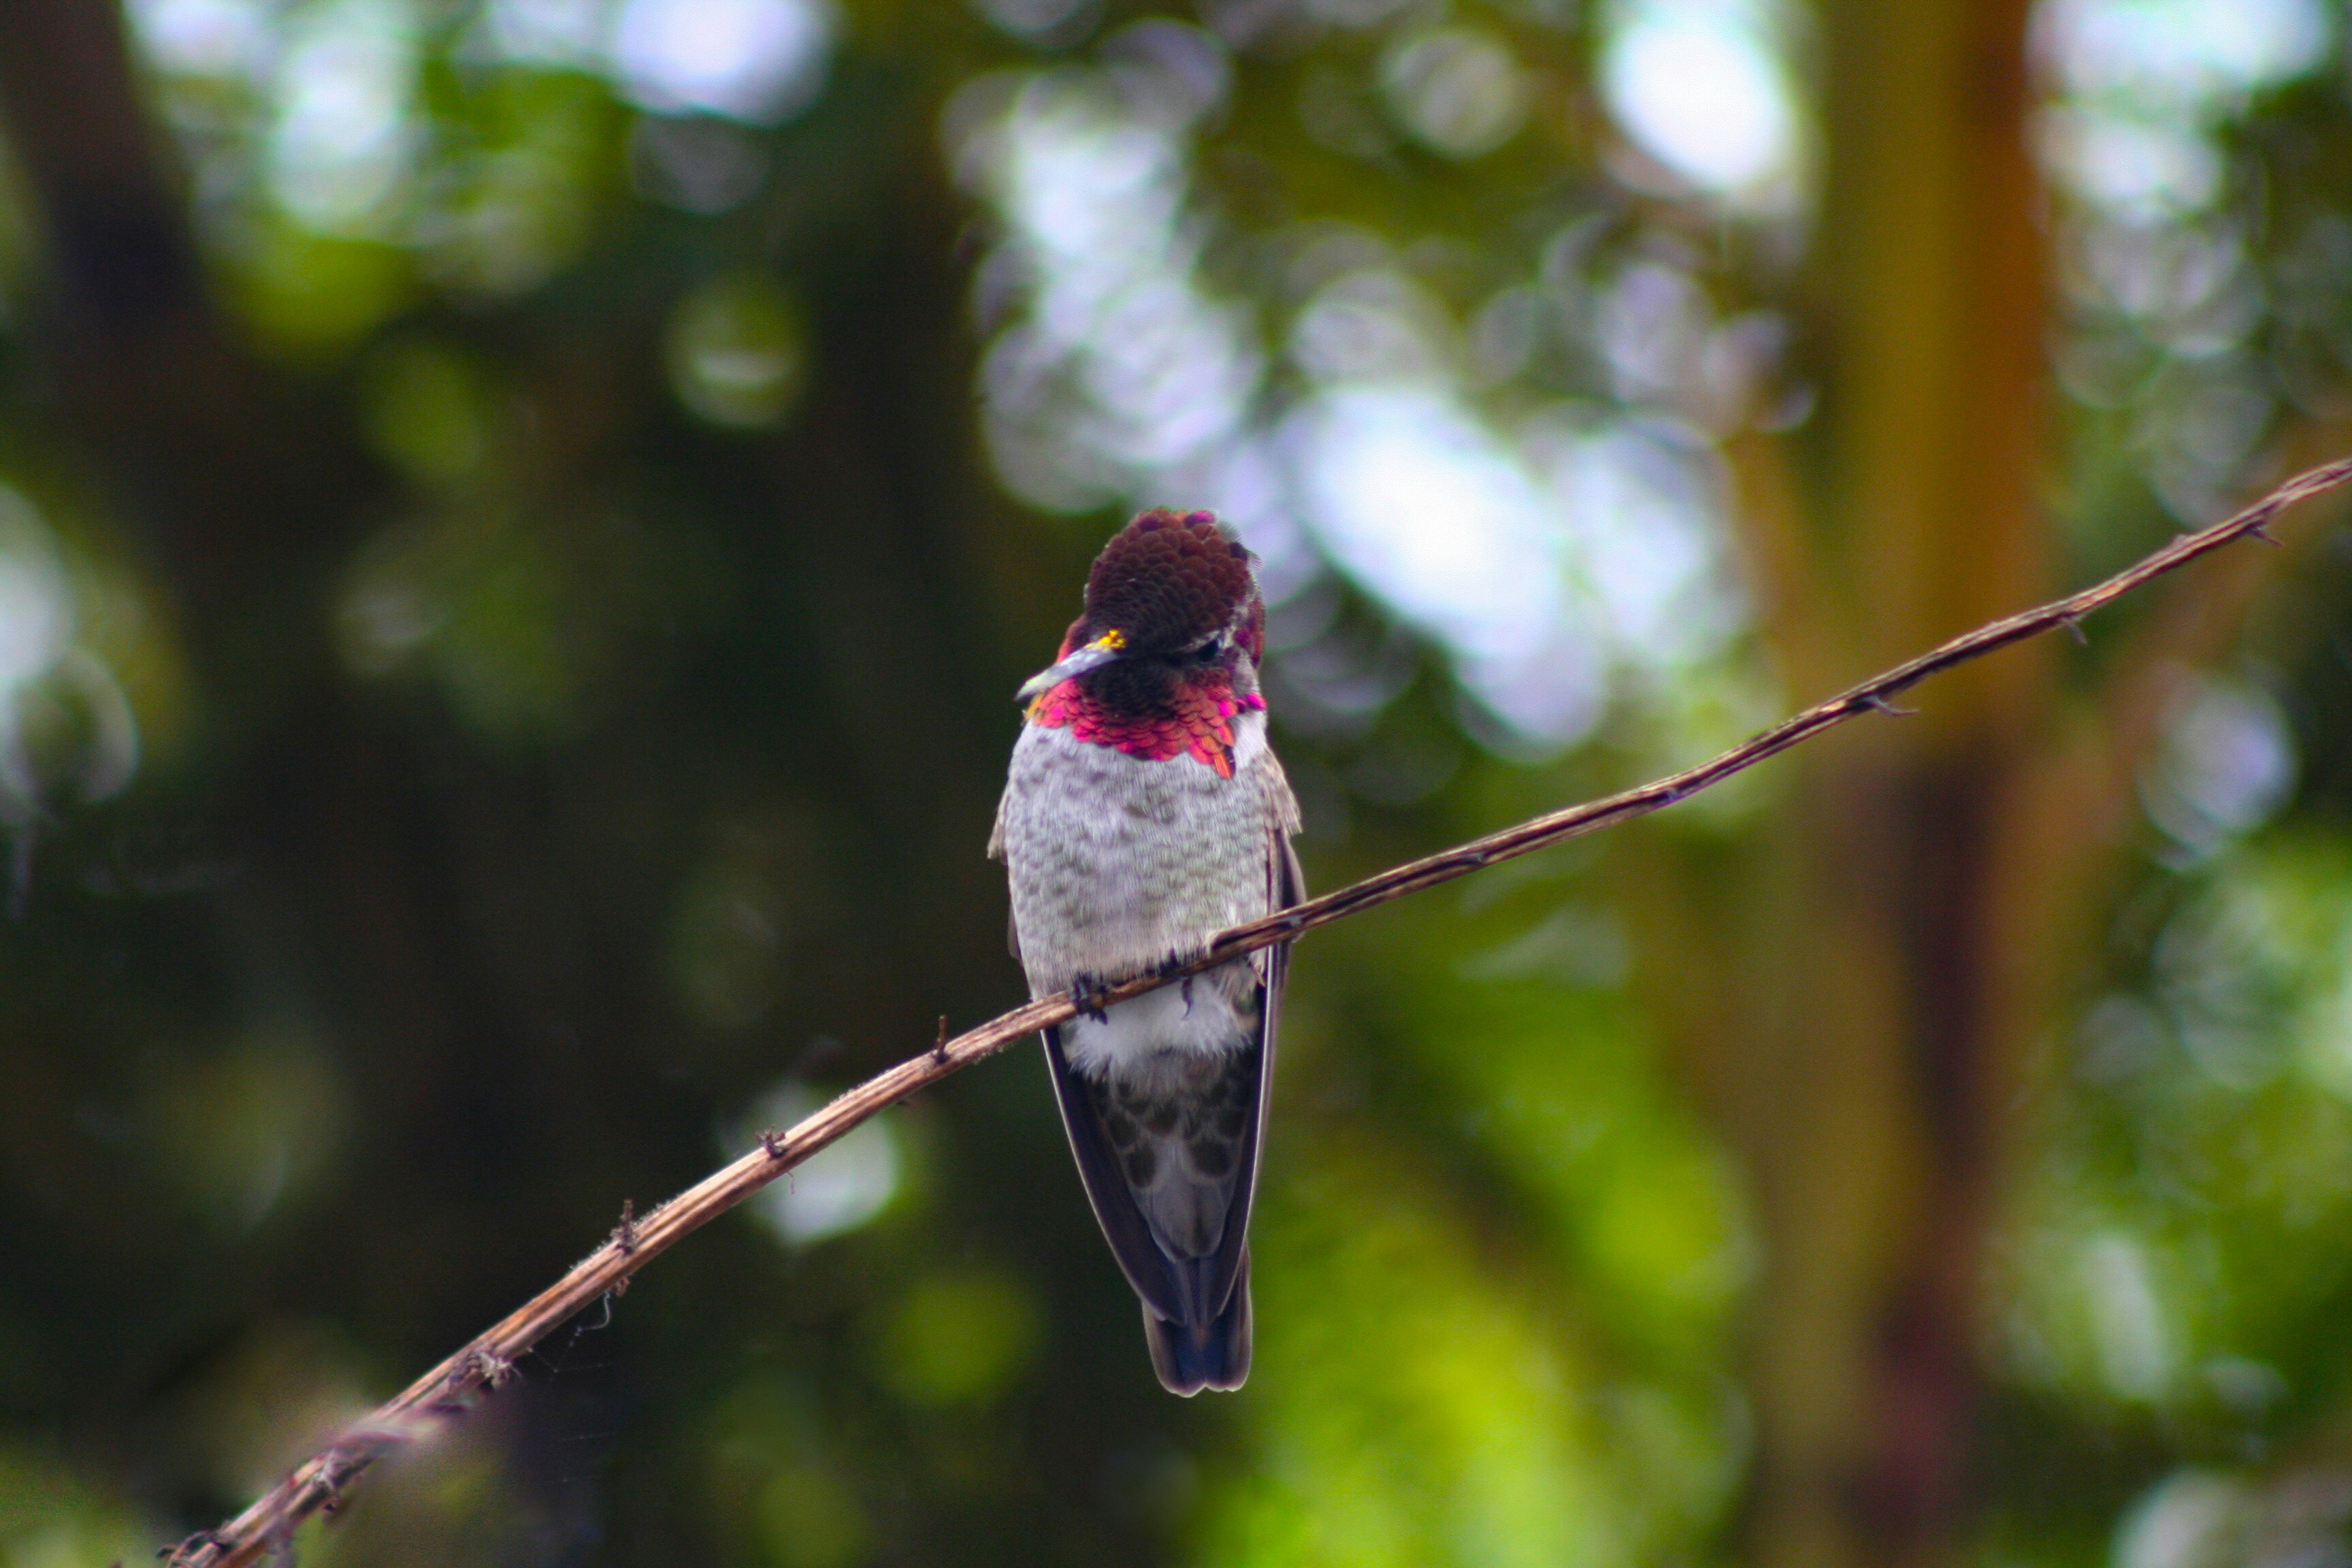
[
  {"x1": 992, "y1": 715, "x2": 1298, "y2": 1273},
  {"x1": 992, "y1": 715, "x2": 1294, "y2": 1007}
]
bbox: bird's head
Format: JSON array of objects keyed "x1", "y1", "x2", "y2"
[{"x1": 1017, "y1": 511, "x2": 1267, "y2": 770}]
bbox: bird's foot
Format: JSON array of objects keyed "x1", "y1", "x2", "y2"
[{"x1": 1071, "y1": 973, "x2": 1114, "y2": 1024}]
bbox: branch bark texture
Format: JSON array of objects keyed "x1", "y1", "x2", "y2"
[{"x1": 168, "y1": 454, "x2": 2352, "y2": 1568}]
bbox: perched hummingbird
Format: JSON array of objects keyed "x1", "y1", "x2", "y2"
[{"x1": 990, "y1": 508, "x2": 1303, "y2": 1394}]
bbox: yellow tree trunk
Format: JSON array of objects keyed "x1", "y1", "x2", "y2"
[{"x1": 1656, "y1": 0, "x2": 2053, "y2": 1563}]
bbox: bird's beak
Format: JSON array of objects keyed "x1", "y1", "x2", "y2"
[{"x1": 1016, "y1": 630, "x2": 1126, "y2": 703}]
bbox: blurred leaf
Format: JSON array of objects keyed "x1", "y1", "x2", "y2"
[
  {"x1": 872, "y1": 1267, "x2": 1043, "y2": 1407},
  {"x1": 756, "y1": 1466, "x2": 873, "y2": 1568}
]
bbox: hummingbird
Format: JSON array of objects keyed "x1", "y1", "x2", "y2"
[{"x1": 990, "y1": 508, "x2": 1303, "y2": 1394}]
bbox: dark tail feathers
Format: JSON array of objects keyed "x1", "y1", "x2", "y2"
[{"x1": 1143, "y1": 1251, "x2": 1252, "y2": 1396}]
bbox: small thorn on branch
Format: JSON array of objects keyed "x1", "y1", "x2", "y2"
[
  {"x1": 310, "y1": 1435, "x2": 380, "y2": 1514},
  {"x1": 2059, "y1": 613, "x2": 2089, "y2": 646},
  {"x1": 612, "y1": 1199, "x2": 637, "y2": 1256},
  {"x1": 758, "y1": 1128, "x2": 787, "y2": 1159},
  {"x1": 1861, "y1": 693, "x2": 1918, "y2": 717},
  {"x1": 163, "y1": 1530, "x2": 220, "y2": 1565},
  {"x1": 467, "y1": 1345, "x2": 515, "y2": 1388},
  {"x1": 2249, "y1": 523, "x2": 2281, "y2": 545},
  {"x1": 933, "y1": 1015, "x2": 951, "y2": 1061}
]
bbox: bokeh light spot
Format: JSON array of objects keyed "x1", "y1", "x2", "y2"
[
  {"x1": 2113, "y1": 1470, "x2": 2248, "y2": 1568},
  {"x1": 266, "y1": 0, "x2": 421, "y2": 234},
  {"x1": 734, "y1": 1081, "x2": 904, "y2": 1248},
  {"x1": 668, "y1": 275, "x2": 811, "y2": 430},
  {"x1": 0, "y1": 489, "x2": 74, "y2": 698},
  {"x1": 361, "y1": 340, "x2": 497, "y2": 488},
  {"x1": 2143, "y1": 674, "x2": 2296, "y2": 861},
  {"x1": 970, "y1": 0, "x2": 1096, "y2": 48},
  {"x1": 2040, "y1": 0, "x2": 2327, "y2": 107},
  {"x1": 874, "y1": 1268, "x2": 1042, "y2": 1406},
  {"x1": 610, "y1": 0, "x2": 834, "y2": 123},
  {"x1": 129, "y1": 0, "x2": 275, "y2": 78},
  {"x1": 1379, "y1": 27, "x2": 1528, "y2": 160},
  {"x1": 756, "y1": 1467, "x2": 873, "y2": 1568},
  {"x1": 1601, "y1": 0, "x2": 1797, "y2": 198}
]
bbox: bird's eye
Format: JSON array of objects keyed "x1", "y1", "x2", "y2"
[{"x1": 1193, "y1": 636, "x2": 1227, "y2": 664}]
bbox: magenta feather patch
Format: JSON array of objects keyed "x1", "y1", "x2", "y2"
[{"x1": 1030, "y1": 671, "x2": 1266, "y2": 778}]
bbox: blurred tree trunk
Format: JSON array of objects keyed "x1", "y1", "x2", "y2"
[
  {"x1": 1659, "y1": 1, "x2": 2053, "y2": 1565},
  {"x1": 0, "y1": 0, "x2": 359, "y2": 652}
]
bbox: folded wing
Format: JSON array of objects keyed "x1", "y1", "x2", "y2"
[{"x1": 1039, "y1": 830, "x2": 1302, "y2": 1394}]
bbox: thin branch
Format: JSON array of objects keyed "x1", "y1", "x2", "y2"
[{"x1": 169, "y1": 455, "x2": 2352, "y2": 1568}]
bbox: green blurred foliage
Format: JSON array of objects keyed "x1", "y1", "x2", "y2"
[{"x1": 1, "y1": 0, "x2": 2351, "y2": 1564}]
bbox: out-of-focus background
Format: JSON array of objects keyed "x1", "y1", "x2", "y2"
[{"x1": 1, "y1": 0, "x2": 2350, "y2": 1563}]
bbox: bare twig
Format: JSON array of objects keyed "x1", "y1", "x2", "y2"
[{"x1": 167, "y1": 455, "x2": 2352, "y2": 1568}]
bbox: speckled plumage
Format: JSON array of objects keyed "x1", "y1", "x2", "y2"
[
  {"x1": 989, "y1": 508, "x2": 1302, "y2": 1395},
  {"x1": 992, "y1": 715, "x2": 1294, "y2": 1004}
]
